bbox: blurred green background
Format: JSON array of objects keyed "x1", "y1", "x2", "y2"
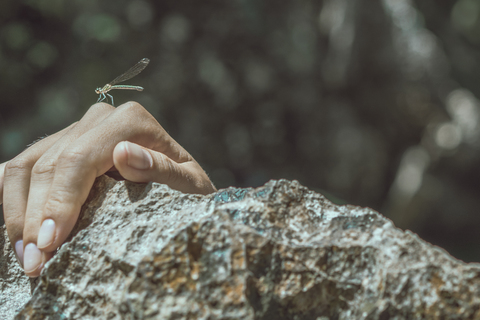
[{"x1": 1, "y1": 0, "x2": 480, "y2": 262}]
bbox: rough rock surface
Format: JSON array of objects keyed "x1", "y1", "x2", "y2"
[
  {"x1": 1, "y1": 175, "x2": 480, "y2": 319},
  {"x1": 0, "y1": 228, "x2": 31, "y2": 319}
]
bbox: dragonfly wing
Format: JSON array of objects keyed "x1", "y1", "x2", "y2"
[{"x1": 108, "y1": 58, "x2": 150, "y2": 86}]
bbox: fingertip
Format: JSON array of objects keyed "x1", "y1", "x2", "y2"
[
  {"x1": 124, "y1": 141, "x2": 153, "y2": 170},
  {"x1": 23, "y1": 243, "x2": 42, "y2": 275},
  {"x1": 23, "y1": 248, "x2": 53, "y2": 278},
  {"x1": 114, "y1": 141, "x2": 154, "y2": 172},
  {"x1": 37, "y1": 219, "x2": 56, "y2": 250},
  {"x1": 113, "y1": 141, "x2": 129, "y2": 168},
  {"x1": 15, "y1": 240, "x2": 24, "y2": 267}
]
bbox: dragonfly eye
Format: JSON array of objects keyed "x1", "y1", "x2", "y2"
[{"x1": 95, "y1": 88, "x2": 101, "y2": 94}]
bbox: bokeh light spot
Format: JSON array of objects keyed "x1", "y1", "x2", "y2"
[
  {"x1": 2, "y1": 23, "x2": 32, "y2": 50},
  {"x1": 446, "y1": 89, "x2": 480, "y2": 143},
  {"x1": 160, "y1": 14, "x2": 191, "y2": 44},
  {"x1": 127, "y1": 0, "x2": 154, "y2": 29},
  {"x1": 434, "y1": 123, "x2": 461, "y2": 150},
  {"x1": 38, "y1": 89, "x2": 75, "y2": 126},
  {"x1": 26, "y1": 42, "x2": 58, "y2": 69},
  {"x1": 73, "y1": 13, "x2": 121, "y2": 42},
  {"x1": 395, "y1": 146, "x2": 430, "y2": 197},
  {"x1": 451, "y1": 0, "x2": 480, "y2": 32}
]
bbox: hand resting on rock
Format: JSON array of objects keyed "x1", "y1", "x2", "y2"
[{"x1": 0, "y1": 102, "x2": 216, "y2": 277}]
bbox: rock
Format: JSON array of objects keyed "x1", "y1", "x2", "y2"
[
  {"x1": 0, "y1": 227, "x2": 31, "y2": 320},
  {"x1": 1, "y1": 175, "x2": 480, "y2": 319}
]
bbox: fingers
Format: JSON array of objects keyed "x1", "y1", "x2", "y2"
[
  {"x1": 4, "y1": 101, "x2": 216, "y2": 278},
  {"x1": 2, "y1": 123, "x2": 77, "y2": 268},
  {"x1": 22, "y1": 102, "x2": 164, "y2": 258},
  {"x1": 113, "y1": 141, "x2": 216, "y2": 194},
  {"x1": 21, "y1": 103, "x2": 115, "y2": 276}
]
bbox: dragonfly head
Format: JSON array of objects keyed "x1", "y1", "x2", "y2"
[{"x1": 95, "y1": 87, "x2": 102, "y2": 94}]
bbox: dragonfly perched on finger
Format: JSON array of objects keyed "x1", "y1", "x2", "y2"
[{"x1": 95, "y1": 58, "x2": 150, "y2": 106}]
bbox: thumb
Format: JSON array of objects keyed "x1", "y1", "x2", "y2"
[{"x1": 113, "y1": 141, "x2": 207, "y2": 194}]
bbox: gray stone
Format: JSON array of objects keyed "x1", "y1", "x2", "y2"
[
  {"x1": 1, "y1": 175, "x2": 480, "y2": 319},
  {"x1": 0, "y1": 227, "x2": 31, "y2": 320}
]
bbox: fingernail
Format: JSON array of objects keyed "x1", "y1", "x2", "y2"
[
  {"x1": 37, "y1": 219, "x2": 56, "y2": 249},
  {"x1": 15, "y1": 240, "x2": 24, "y2": 267},
  {"x1": 24, "y1": 243, "x2": 42, "y2": 273},
  {"x1": 125, "y1": 142, "x2": 153, "y2": 170}
]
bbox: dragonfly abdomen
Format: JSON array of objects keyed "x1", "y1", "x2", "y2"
[{"x1": 109, "y1": 85, "x2": 144, "y2": 92}]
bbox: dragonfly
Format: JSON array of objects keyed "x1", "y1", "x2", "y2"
[{"x1": 95, "y1": 58, "x2": 150, "y2": 106}]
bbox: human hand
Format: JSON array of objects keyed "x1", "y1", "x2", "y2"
[{"x1": 0, "y1": 102, "x2": 216, "y2": 277}]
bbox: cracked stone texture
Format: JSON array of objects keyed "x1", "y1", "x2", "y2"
[{"x1": 1, "y1": 175, "x2": 480, "y2": 319}]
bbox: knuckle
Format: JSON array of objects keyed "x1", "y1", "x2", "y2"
[
  {"x1": 57, "y1": 149, "x2": 87, "y2": 169},
  {"x1": 5, "y1": 157, "x2": 33, "y2": 177},
  {"x1": 43, "y1": 191, "x2": 69, "y2": 216},
  {"x1": 88, "y1": 102, "x2": 115, "y2": 116},
  {"x1": 31, "y1": 159, "x2": 57, "y2": 176},
  {"x1": 120, "y1": 101, "x2": 144, "y2": 113},
  {"x1": 117, "y1": 102, "x2": 163, "y2": 134},
  {"x1": 118, "y1": 102, "x2": 152, "y2": 121},
  {"x1": 90, "y1": 101, "x2": 115, "y2": 111}
]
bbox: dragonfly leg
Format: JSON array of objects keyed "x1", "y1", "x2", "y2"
[
  {"x1": 107, "y1": 93, "x2": 114, "y2": 106},
  {"x1": 97, "y1": 93, "x2": 107, "y2": 103}
]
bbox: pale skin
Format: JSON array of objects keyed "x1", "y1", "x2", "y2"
[{"x1": 0, "y1": 102, "x2": 216, "y2": 278}]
